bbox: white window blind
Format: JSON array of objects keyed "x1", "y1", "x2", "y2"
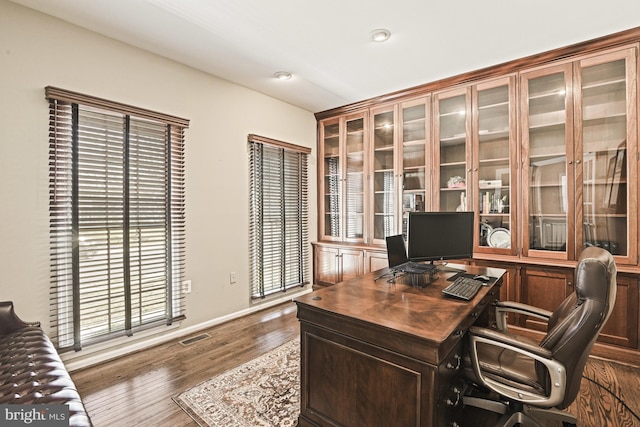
[
  {"x1": 47, "y1": 86, "x2": 188, "y2": 351},
  {"x1": 248, "y1": 134, "x2": 310, "y2": 299}
]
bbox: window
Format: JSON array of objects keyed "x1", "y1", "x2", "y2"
[
  {"x1": 47, "y1": 87, "x2": 188, "y2": 351},
  {"x1": 248, "y1": 134, "x2": 310, "y2": 298}
]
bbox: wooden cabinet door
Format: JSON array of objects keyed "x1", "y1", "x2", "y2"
[
  {"x1": 318, "y1": 113, "x2": 368, "y2": 243},
  {"x1": 520, "y1": 63, "x2": 575, "y2": 261},
  {"x1": 598, "y1": 274, "x2": 639, "y2": 348},
  {"x1": 314, "y1": 245, "x2": 340, "y2": 286},
  {"x1": 339, "y1": 249, "x2": 364, "y2": 282},
  {"x1": 313, "y1": 244, "x2": 364, "y2": 286},
  {"x1": 369, "y1": 104, "x2": 399, "y2": 244},
  {"x1": 574, "y1": 46, "x2": 638, "y2": 266},
  {"x1": 520, "y1": 267, "x2": 573, "y2": 331},
  {"x1": 433, "y1": 87, "x2": 472, "y2": 213},
  {"x1": 472, "y1": 76, "x2": 518, "y2": 256},
  {"x1": 365, "y1": 250, "x2": 388, "y2": 275},
  {"x1": 319, "y1": 118, "x2": 342, "y2": 242},
  {"x1": 398, "y1": 97, "x2": 431, "y2": 238}
]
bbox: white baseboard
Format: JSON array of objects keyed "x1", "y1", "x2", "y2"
[{"x1": 62, "y1": 287, "x2": 312, "y2": 372}]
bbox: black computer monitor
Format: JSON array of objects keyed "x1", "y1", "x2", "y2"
[{"x1": 407, "y1": 211, "x2": 474, "y2": 263}]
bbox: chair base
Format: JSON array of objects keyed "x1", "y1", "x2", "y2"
[{"x1": 463, "y1": 394, "x2": 577, "y2": 427}]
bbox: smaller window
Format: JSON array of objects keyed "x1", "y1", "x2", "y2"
[{"x1": 248, "y1": 134, "x2": 311, "y2": 299}]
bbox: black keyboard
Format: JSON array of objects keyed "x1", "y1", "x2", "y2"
[{"x1": 442, "y1": 276, "x2": 484, "y2": 300}]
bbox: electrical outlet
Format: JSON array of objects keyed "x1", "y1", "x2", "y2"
[
  {"x1": 229, "y1": 272, "x2": 237, "y2": 284},
  {"x1": 182, "y1": 280, "x2": 192, "y2": 294}
]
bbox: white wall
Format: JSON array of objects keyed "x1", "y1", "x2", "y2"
[{"x1": 0, "y1": 0, "x2": 317, "y2": 366}]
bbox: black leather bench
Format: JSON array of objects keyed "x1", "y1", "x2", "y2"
[{"x1": 0, "y1": 301, "x2": 92, "y2": 427}]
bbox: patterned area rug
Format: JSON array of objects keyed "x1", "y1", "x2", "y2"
[{"x1": 173, "y1": 339, "x2": 300, "y2": 427}]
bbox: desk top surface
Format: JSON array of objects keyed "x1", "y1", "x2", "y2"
[{"x1": 295, "y1": 264, "x2": 505, "y2": 345}]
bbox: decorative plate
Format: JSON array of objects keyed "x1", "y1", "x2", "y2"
[{"x1": 488, "y1": 227, "x2": 511, "y2": 248}]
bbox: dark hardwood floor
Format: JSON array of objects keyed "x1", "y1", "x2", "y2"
[
  {"x1": 72, "y1": 301, "x2": 300, "y2": 427},
  {"x1": 72, "y1": 301, "x2": 640, "y2": 427}
]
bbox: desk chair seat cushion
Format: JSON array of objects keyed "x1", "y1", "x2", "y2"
[{"x1": 469, "y1": 331, "x2": 546, "y2": 396}]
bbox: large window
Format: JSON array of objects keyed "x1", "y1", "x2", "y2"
[
  {"x1": 248, "y1": 134, "x2": 310, "y2": 299},
  {"x1": 47, "y1": 87, "x2": 188, "y2": 351}
]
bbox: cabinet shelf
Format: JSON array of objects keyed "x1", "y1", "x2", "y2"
[
  {"x1": 528, "y1": 87, "x2": 566, "y2": 100},
  {"x1": 584, "y1": 213, "x2": 628, "y2": 218},
  {"x1": 440, "y1": 134, "x2": 466, "y2": 144},
  {"x1": 440, "y1": 161, "x2": 466, "y2": 167},
  {"x1": 582, "y1": 77, "x2": 625, "y2": 92},
  {"x1": 479, "y1": 157, "x2": 510, "y2": 165},
  {"x1": 403, "y1": 139, "x2": 427, "y2": 146},
  {"x1": 479, "y1": 100, "x2": 509, "y2": 110},
  {"x1": 374, "y1": 145, "x2": 394, "y2": 152},
  {"x1": 439, "y1": 110, "x2": 466, "y2": 118},
  {"x1": 403, "y1": 117, "x2": 426, "y2": 125},
  {"x1": 582, "y1": 112, "x2": 626, "y2": 124},
  {"x1": 403, "y1": 165, "x2": 426, "y2": 172},
  {"x1": 478, "y1": 129, "x2": 509, "y2": 140},
  {"x1": 529, "y1": 183, "x2": 563, "y2": 189}
]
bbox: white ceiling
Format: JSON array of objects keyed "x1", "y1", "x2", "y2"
[{"x1": 10, "y1": 0, "x2": 640, "y2": 113}]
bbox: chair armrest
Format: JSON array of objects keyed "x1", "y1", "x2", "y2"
[
  {"x1": 469, "y1": 326, "x2": 552, "y2": 359},
  {"x1": 494, "y1": 301, "x2": 553, "y2": 331},
  {"x1": 467, "y1": 326, "x2": 566, "y2": 407},
  {"x1": 0, "y1": 301, "x2": 40, "y2": 335}
]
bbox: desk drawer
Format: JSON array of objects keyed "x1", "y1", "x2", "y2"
[{"x1": 437, "y1": 340, "x2": 464, "y2": 399}]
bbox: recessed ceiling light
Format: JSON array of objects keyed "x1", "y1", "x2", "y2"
[
  {"x1": 370, "y1": 28, "x2": 391, "y2": 43},
  {"x1": 274, "y1": 71, "x2": 292, "y2": 80}
]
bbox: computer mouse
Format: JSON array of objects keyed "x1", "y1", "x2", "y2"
[{"x1": 473, "y1": 275, "x2": 491, "y2": 282}]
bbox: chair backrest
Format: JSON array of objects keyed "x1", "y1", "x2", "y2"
[{"x1": 538, "y1": 246, "x2": 617, "y2": 408}]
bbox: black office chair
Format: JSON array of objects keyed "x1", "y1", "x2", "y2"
[{"x1": 462, "y1": 246, "x2": 617, "y2": 427}]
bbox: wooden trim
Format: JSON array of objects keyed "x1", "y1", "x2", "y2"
[
  {"x1": 45, "y1": 86, "x2": 189, "y2": 127},
  {"x1": 314, "y1": 26, "x2": 640, "y2": 120},
  {"x1": 248, "y1": 134, "x2": 311, "y2": 154}
]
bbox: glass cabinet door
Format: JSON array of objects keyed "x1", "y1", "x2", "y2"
[
  {"x1": 319, "y1": 113, "x2": 367, "y2": 242},
  {"x1": 371, "y1": 106, "x2": 397, "y2": 243},
  {"x1": 473, "y1": 77, "x2": 516, "y2": 254},
  {"x1": 344, "y1": 115, "x2": 366, "y2": 241},
  {"x1": 520, "y1": 64, "x2": 573, "y2": 259},
  {"x1": 434, "y1": 88, "x2": 471, "y2": 212},
  {"x1": 320, "y1": 118, "x2": 342, "y2": 240},
  {"x1": 576, "y1": 47, "x2": 637, "y2": 264},
  {"x1": 399, "y1": 97, "x2": 430, "y2": 238}
]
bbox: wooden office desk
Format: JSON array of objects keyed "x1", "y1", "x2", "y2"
[{"x1": 294, "y1": 264, "x2": 505, "y2": 427}]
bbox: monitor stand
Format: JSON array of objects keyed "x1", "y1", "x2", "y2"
[{"x1": 433, "y1": 260, "x2": 465, "y2": 273}]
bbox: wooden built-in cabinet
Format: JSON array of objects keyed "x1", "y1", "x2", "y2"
[
  {"x1": 519, "y1": 267, "x2": 574, "y2": 331},
  {"x1": 313, "y1": 29, "x2": 640, "y2": 365}
]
